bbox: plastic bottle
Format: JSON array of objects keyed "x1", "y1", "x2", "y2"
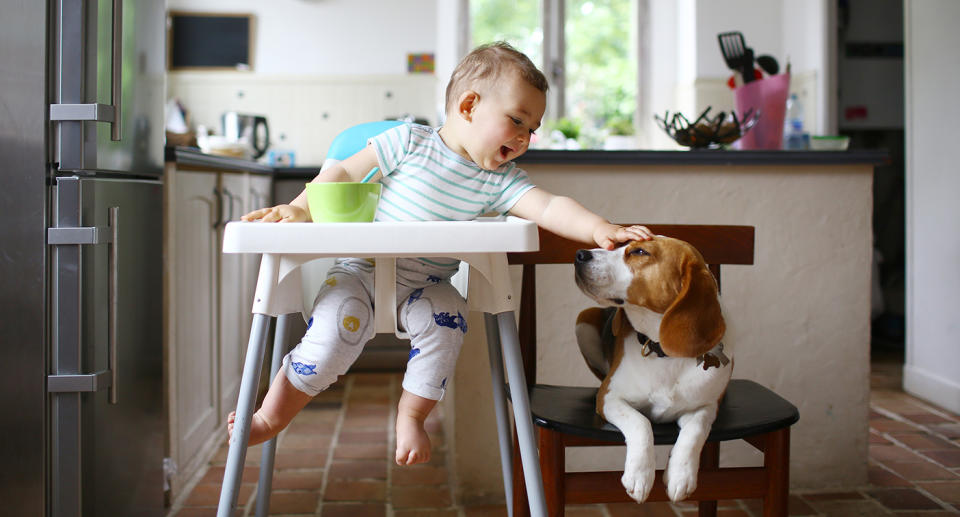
[{"x1": 782, "y1": 93, "x2": 809, "y2": 150}]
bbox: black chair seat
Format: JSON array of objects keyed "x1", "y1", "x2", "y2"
[{"x1": 522, "y1": 379, "x2": 799, "y2": 445}]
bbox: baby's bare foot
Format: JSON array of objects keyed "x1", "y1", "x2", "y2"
[
  {"x1": 395, "y1": 413, "x2": 431, "y2": 465},
  {"x1": 227, "y1": 410, "x2": 277, "y2": 446}
]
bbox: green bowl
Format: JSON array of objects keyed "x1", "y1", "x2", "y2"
[{"x1": 305, "y1": 182, "x2": 382, "y2": 222}]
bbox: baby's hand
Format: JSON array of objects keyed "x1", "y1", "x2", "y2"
[
  {"x1": 594, "y1": 224, "x2": 654, "y2": 250},
  {"x1": 241, "y1": 204, "x2": 309, "y2": 223}
]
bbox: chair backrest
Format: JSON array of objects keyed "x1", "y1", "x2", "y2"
[
  {"x1": 506, "y1": 224, "x2": 755, "y2": 384},
  {"x1": 321, "y1": 120, "x2": 406, "y2": 169}
]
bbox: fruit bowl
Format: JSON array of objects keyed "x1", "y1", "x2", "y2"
[{"x1": 655, "y1": 107, "x2": 760, "y2": 149}]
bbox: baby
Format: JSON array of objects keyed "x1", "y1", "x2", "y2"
[{"x1": 234, "y1": 41, "x2": 652, "y2": 465}]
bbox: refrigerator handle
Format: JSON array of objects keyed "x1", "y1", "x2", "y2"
[
  {"x1": 108, "y1": 206, "x2": 119, "y2": 404},
  {"x1": 50, "y1": 0, "x2": 124, "y2": 170},
  {"x1": 110, "y1": 0, "x2": 123, "y2": 141}
]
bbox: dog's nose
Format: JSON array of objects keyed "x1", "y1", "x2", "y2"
[{"x1": 575, "y1": 249, "x2": 593, "y2": 264}]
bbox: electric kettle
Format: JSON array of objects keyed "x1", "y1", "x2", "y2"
[{"x1": 221, "y1": 112, "x2": 270, "y2": 159}]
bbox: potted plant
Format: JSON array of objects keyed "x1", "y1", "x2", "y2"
[{"x1": 603, "y1": 114, "x2": 637, "y2": 150}]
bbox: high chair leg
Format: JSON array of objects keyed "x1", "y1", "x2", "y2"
[
  {"x1": 255, "y1": 313, "x2": 292, "y2": 517},
  {"x1": 217, "y1": 313, "x2": 271, "y2": 517},
  {"x1": 485, "y1": 313, "x2": 515, "y2": 515},
  {"x1": 496, "y1": 311, "x2": 548, "y2": 517}
]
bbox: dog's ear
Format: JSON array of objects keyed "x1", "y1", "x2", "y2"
[
  {"x1": 659, "y1": 256, "x2": 725, "y2": 357},
  {"x1": 610, "y1": 307, "x2": 630, "y2": 337}
]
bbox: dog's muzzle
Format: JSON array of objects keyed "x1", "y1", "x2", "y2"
[{"x1": 574, "y1": 249, "x2": 625, "y2": 306}]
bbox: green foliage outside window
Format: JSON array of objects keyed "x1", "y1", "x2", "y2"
[
  {"x1": 470, "y1": 0, "x2": 543, "y2": 68},
  {"x1": 471, "y1": 0, "x2": 637, "y2": 147}
]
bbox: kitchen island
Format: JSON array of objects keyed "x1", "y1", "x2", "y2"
[
  {"x1": 446, "y1": 149, "x2": 886, "y2": 501},
  {"x1": 166, "y1": 146, "x2": 887, "y2": 497}
]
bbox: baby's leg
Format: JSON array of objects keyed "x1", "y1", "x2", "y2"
[
  {"x1": 228, "y1": 271, "x2": 374, "y2": 445},
  {"x1": 395, "y1": 390, "x2": 437, "y2": 465},
  {"x1": 395, "y1": 281, "x2": 467, "y2": 465},
  {"x1": 228, "y1": 373, "x2": 312, "y2": 445}
]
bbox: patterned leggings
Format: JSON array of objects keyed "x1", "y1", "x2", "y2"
[{"x1": 282, "y1": 262, "x2": 468, "y2": 400}]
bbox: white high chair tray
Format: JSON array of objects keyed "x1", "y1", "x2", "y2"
[{"x1": 222, "y1": 216, "x2": 539, "y2": 256}]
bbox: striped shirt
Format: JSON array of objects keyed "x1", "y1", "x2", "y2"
[
  {"x1": 368, "y1": 123, "x2": 535, "y2": 222},
  {"x1": 339, "y1": 123, "x2": 537, "y2": 279}
]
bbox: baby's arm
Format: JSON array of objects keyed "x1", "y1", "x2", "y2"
[
  {"x1": 508, "y1": 187, "x2": 653, "y2": 249},
  {"x1": 241, "y1": 146, "x2": 381, "y2": 222}
]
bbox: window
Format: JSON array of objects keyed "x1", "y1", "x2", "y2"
[{"x1": 471, "y1": 0, "x2": 638, "y2": 148}]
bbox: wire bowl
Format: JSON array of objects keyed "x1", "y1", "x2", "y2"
[{"x1": 655, "y1": 107, "x2": 760, "y2": 149}]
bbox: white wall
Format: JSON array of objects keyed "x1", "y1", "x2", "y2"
[
  {"x1": 903, "y1": 0, "x2": 960, "y2": 413},
  {"x1": 167, "y1": 0, "x2": 437, "y2": 75}
]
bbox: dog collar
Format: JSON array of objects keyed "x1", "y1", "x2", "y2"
[
  {"x1": 637, "y1": 332, "x2": 667, "y2": 358},
  {"x1": 637, "y1": 331, "x2": 730, "y2": 370}
]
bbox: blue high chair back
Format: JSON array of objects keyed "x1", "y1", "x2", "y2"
[{"x1": 321, "y1": 120, "x2": 406, "y2": 171}]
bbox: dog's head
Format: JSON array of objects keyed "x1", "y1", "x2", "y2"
[{"x1": 574, "y1": 236, "x2": 725, "y2": 358}]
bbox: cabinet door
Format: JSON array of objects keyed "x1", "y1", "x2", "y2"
[
  {"x1": 218, "y1": 173, "x2": 249, "y2": 414},
  {"x1": 166, "y1": 169, "x2": 219, "y2": 486}
]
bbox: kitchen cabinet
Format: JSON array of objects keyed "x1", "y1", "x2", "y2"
[{"x1": 163, "y1": 164, "x2": 272, "y2": 499}]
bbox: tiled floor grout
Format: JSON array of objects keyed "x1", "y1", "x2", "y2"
[{"x1": 168, "y1": 353, "x2": 960, "y2": 516}]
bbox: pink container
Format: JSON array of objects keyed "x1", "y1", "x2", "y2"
[{"x1": 734, "y1": 73, "x2": 790, "y2": 150}]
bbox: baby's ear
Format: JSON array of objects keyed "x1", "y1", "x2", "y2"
[{"x1": 458, "y1": 91, "x2": 480, "y2": 120}]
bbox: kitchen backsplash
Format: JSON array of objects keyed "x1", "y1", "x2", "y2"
[{"x1": 168, "y1": 72, "x2": 438, "y2": 165}]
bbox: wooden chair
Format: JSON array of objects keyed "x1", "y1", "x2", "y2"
[{"x1": 506, "y1": 225, "x2": 799, "y2": 517}]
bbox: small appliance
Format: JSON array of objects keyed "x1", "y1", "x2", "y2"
[{"x1": 222, "y1": 112, "x2": 270, "y2": 159}]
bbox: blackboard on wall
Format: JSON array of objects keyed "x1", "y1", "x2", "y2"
[{"x1": 168, "y1": 12, "x2": 253, "y2": 70}]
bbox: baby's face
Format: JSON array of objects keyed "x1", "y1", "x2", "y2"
[{"x1": 465, "y1": 72, "x2": 546, "y2": 170}]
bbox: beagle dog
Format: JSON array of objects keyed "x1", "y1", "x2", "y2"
[{"x1": 573, "y1": 236, "x2": 731, "y2": 503}]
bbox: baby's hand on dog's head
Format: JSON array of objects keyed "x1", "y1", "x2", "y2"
[{"x1": 596, "y1": 224, "x2": 654, "y2": 250}]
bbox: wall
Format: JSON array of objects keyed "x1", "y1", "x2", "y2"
[
  {"x1": 903, "y1": 1, "x2": 960, "y2": 413},
  {"x1": 167, "y1": 0, "x2": 437, "y2": 75},
  {"x1": 166, "y1": 0, "x2": 439, "y2": 165},
  {"x1": 169, "y1": 73, "x2": 436, "y2": 165},
  {"x1": 450, "y1": 162, "x2": 875, "y2": 498}
]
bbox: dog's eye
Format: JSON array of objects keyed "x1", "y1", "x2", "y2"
[{"x1": 628, "y1": 247, "x2": 648, "y2": 256}]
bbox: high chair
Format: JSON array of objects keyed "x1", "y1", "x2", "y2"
[
  {"x1": 506, "y1": 225, "x2": 800, "y2": 517},
  {"x1": 216, "y1": 121, "x2": 550, "y2": 517}
]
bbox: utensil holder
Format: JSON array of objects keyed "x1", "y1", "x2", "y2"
[{"x1": 734, "y1": 73, "x2": 790, "y2": 150}]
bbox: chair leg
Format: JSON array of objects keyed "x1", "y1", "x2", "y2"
[
  {"x1": 512, "y1": 427, "x2": 530, "y2": 517},
  {"x1": 538, "y1": 428, "x2": 564, "y2": 517},
  {"x1": 762, "y1": 428, "x2": 790, "y2": 517},
  {"x1": 697, "y1": 441, "x2": 719, "y2": 517}
]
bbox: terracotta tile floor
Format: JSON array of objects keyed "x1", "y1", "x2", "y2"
[{"x1": 168, "y1": 351, "x2": 960, "y2": 516}]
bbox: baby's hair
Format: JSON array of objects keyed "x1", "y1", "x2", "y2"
[{"x1": 444, "y1": 41, "x2": 549, "y2": 113}]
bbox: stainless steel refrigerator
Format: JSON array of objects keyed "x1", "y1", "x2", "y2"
[{"x1": 0, "y1": 1, "x2": 167, "y2": 515}]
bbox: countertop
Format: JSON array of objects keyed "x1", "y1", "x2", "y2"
[
  {"x1": 165, "y1": 146, "x2": 273, "y2": 174},
  {"x1": 167, "y1": 146, "x2": 889, "y2": 177}
]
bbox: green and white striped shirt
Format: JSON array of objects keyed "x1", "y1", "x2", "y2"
[{"x1": 369, "y1": 123, "x2": 535, "y2": 222}]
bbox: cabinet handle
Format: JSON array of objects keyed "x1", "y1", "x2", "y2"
[
  {"x1": 108, "y1": 206, "x2": 119, "y2": 404},
  {"x1": 212, "y1": 187, "x2": 223, "y2": 229},
  {"x1": 223, "y1": 187, "x2": 235, "y2": 224}
]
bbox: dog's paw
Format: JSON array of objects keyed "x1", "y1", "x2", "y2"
[
  {"x1": 621, "y1": 454, "x2": 656, "y2": 503},
  {"x1": 663, "y1": 456, "x2": 698, "y2": 502}
]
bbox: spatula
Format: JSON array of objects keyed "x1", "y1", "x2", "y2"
[{"x1": 718, "y1": 32, "x2": 755, "y2": 84}]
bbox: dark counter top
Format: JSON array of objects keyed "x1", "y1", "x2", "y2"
[
  {"x1": 167, "y1": 146, "x2": 888, "y2": 175},
  {"x1": 517, "y1": 149, "x2": 889, "y2": 166},
  {"x1": 165, "y1": 146, "x2": 273, "y2": 174}
]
